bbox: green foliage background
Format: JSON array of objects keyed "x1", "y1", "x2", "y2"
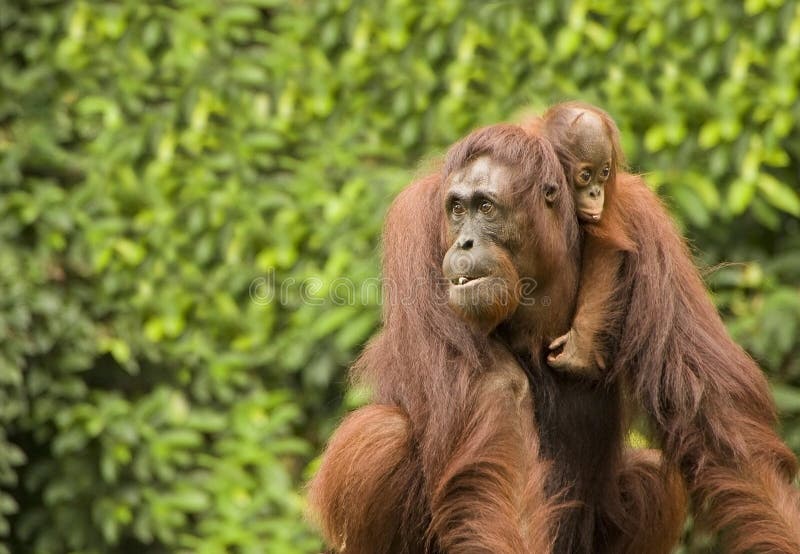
[{"x1": 2, "y1": 1, "x2": 799, "y2": 552}]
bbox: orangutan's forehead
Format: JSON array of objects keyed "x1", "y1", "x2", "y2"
[
  {"x1": 449, "y1": 156, "x2": 513, "y2": 194},
  {"x1": 571, "y1": 112, "x2": 612, "y2": 164}
]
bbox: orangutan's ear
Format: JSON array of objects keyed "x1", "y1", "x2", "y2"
[{"x1": 544, "y1": 182, "x2": 559, "y2": 205}]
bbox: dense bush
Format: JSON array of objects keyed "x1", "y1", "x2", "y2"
[{"x1": 1, "y1": 1, "x2": 798, "y2": 552}]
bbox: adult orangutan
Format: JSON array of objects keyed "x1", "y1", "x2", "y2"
[
  {"x1": 307, "y1": 124, "x2": 685, "y2": 553},
  {"x1": 531, "y1": 101, "x2": 800, "y2": 552}
]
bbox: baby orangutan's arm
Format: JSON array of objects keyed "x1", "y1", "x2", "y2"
[{"x1": 548, "y1": 234, "x2": 623, "y2": 378}]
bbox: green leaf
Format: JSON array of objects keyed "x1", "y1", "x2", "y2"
[
  {"x1": 727, "y1": 178, "x2": 757, "y2": 215},
  {"x1": 772, "y1": 384, "x2": 800, "y2": 413},
  {"x1": 757, "y1": 173, "x2": 800, "y2": 216}
]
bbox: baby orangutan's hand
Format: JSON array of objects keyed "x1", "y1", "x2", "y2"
[{"x1": 547, "y1": 328, "x2": 605, "y2": 378}]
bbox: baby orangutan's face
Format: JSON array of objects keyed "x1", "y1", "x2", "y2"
[{"x1": 569, "y1": 111, "x2": 612, "y2": 223}]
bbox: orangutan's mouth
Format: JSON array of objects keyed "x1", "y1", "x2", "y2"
[{"x1": 451, "y1": 276, "x2": 488, "y2": 287}]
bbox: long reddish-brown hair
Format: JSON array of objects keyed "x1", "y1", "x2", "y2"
[{"x1": 343, "y1": 125, "x2": 579, "y2": 551}]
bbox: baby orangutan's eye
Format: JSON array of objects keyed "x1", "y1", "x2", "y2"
[
  {"x1": 600, "y1": 166, "x2": 610, "y2": 179},
  {"x1": 479, "y1": 200, "x2": 494, "y2": 215},
  {"x1": 579, "y1": 169, "x2": 592, "y2": 183}
]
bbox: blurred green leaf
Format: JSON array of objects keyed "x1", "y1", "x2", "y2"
[
  {"x1": 773, "y1": 384, "x2": 800, "y2": 414},
  {"x1": 758, "y1": 174, "x2": 800, "y2": 216}
]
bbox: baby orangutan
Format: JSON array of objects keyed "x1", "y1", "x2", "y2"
[{"x1": 540, "y1": 102, "x2": 634, "y2": 377}]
